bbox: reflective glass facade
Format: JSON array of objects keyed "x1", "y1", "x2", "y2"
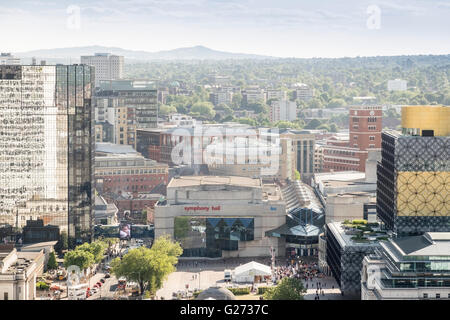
[
  {"x1": 0, "y1": 65, "x2": 94, "y2": 246},
  {"x1": 373, "y1": 241, "x2": 450, "y2": 289},
  {"x1": 174, "y1": 216, "x2": 254, "y2": 258}
]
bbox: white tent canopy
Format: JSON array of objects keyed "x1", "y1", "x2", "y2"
[{"x1": 232, "y1": 261, "x2": 272, "y2": 283}]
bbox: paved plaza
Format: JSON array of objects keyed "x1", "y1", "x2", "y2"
[{"x1": 156, "y1": 256, "x2": 344, "y2": 300}]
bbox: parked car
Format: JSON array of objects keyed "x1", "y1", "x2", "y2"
[
  {"x1": 100, "y1": 279, "x2": 105, "y2": 283},
  {"x1": 105, "y1": 273, "x2": 111, "y2": 279}
]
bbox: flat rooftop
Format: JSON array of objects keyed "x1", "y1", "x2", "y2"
[
  {"x1": 96, "y1": 143, "x2": 138, "y2": 155},
  {"x1": 322, "y1": 180, "x2": 374, "y2": 189},
  {"x1": 327, "y1": 221, "x2": 384, "y2": 248},
  {"x1": 327, "y1": 191, "x2": 374, "y2": 198},
  {"x1": 167, "y1": 176, "x2": 262, "y2": 189},
  {"x1": 390, "y1": 232, "x2": 450, "y2": 257},
  {"x1": 314, "y1": 171, "x2": 365, "y2": 182}
]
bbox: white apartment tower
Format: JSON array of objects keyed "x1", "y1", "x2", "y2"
[
  {"x1": 0, "y1": 53, "x2": 20, "y2": 65},
  {"x1": 80, "y1": 53, "x2": 124, "y2": 87},
  {"x1": 387, "y1": 79, "x2": 407, "y2": 91},
  {"x1": 270, "y1": 99, "x2": 297, "y2": 122}
]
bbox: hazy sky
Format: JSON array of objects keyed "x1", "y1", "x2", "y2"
[{"x1": 1, "y1": 0, "x2": 450, "y2": 58}]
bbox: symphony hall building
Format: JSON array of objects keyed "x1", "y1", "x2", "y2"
[{"x1": 154, "y1": 176, "x2": 286, "y2": 258}]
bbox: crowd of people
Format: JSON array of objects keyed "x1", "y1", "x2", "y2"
[{"x1": 273, "y1": 257, "x2": 332, "y2": 300}]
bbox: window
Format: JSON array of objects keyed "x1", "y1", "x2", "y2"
[
  {"x1": 436, "y1": 293, "x2": 440, "y2": 299},
  {"x1": 423, "y1": 293, "x2": 428, "y2": 299},
  {"x1": 353, "y1": 135, "x2": 358, "y2": 140},
  {"x1": 369, "y1": 136, "x2": 375, "y2": 141},
  {"x1": 4, "y1": 293, "x2": 8, "y2": 300}
]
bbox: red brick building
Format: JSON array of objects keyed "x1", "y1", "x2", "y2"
[
  {"x1": 95, "y1": 153, "x2": 169, "y2": 194},
  {"x1": 349, "y1": 105, "x2": 382, "y2": 151},
  {"x1": 320, "y1": 106, "x2": 382, "y2": 172}
]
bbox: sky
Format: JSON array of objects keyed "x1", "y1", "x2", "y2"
[{"x1": 1, "y1": 0, "x2": 450, "y2": 58}]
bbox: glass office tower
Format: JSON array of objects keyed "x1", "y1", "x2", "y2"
[{"x1": 0, "y1": 65, "x2": 94, "y2": 246}]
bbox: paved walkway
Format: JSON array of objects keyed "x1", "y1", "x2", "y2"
[{"x1": 157, "y1": 256, "x2": 344, "y2": 300}]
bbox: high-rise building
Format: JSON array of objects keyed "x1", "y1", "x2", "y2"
[
  {"x1": 349, "y1": 105, "x2": 382, "y2": 151},
  {"x1": 0, "y1": 65, "x2": 95, "y2": 246},
  {"x1": 80, "y1": 53, "x2": 124, "y2": 87},
  {"x1": 242, "y1": 86, "x2": 266, "y2": 106},
  {"x1": 270, "y1": 99, "x2": 297, "y2": 122},
  {"x1": 94, "y1": 80, "x2": 158, "y2": 147},
  {"x1": 293, "y1": 83, "x2": 314, "y2": 101},
  {"x1": 265, "y1": 89, "x2": 287, "y2": 102},
  {"x1": 209, "y1": 89, "x2": 233, "y2": 107},
  {"x1": 387, "y1": 79, "x2": 407, "y2": 91},
  {"x1": 279, "y1": 129, "x2": 315, "y2": 182},
  {"x1": 321, "y1": 105, "x2": 382, "y2": 173},
  {"x1": 0, "y1": 53, "x2": 20, "y2": 65},
  {"x1": 377, "y1": 105, "x2": 449, "y2": 236}
]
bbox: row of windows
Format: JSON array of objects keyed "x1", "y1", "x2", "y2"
[
  {"x1": 96, "y1": 168, "x2": 166, "y2": 175},
  {"x1": 324, "y1": 158, "x2": 358, "y2": 165},
  {"x1": 353, "y1": 135, "x2": 376, "y2": 140},
  {"x1": 423, "y1": 293, "x2": 450, "y2": 299},
  {"x1": 324, "y1": 164, "x2": 355, "y2": 171},
  {"x1": 102, "y1": 176, "x2": 165, "y2": 182},
  {"x1": 325, "y1": 149, "x2": 356, "y2": 156},
  {"x1": 105, "y1": 184, "x2": 158, "y2": 192}
]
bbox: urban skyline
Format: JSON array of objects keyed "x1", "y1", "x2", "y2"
[{"x1": 0, "y1": 0, "x2": 449, "y2": 305}]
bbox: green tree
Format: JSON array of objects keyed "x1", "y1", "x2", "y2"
[
  {"x1": 231, "y1": 93, "x2": 243, "y2": 109},
  {"x1": 263, "y1": 277, "x2": 306, "y2": 300},
  {"x1": 294, "y1": 170, "x2": 301, "y2": 181},
  {"x1": 246, "y1": 101, "x2": 268, "y2": 114},
  {"x1": 317, "y1": 123, "x2": 330, "y2": 131},
  {"x1": 329, "y1": 123, "x2": 338, "y2": 132},
  {"x1": 159, "y1": 104, "x2": 177, "y2": 116},
  {"x1": 306, "y1": 98, "x2": 323, "y2": 109},
  {"x1": 75, "y1": 241, "x2": 106, "y2": 264},
  {"x1": 47, "y1": 251, "x2": 58, "y2": 270},
  {"x1": 190, "y1": 101, "x2": 216, "y2": 120},
  {"x1": 237, "y1": 117, "x2": 257, "y2": 126},
  {"x1": 63, "y1": 249, "x2": 95, "y2": 271},
  {"x1": 58, "y1": 231, "x2": 68, "y2": 251},
  {"x1": 327, "y1": 98, "x2": 347, "y2": 108},
  {"x1": 111, "y1": 235, "x2": 182, "y2": 295},
  {"x1": 304, "y1": 119, "x2": 321, "y2": 129}
]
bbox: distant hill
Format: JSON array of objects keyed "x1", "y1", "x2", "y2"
[{"x1": 15, "y1": 45, "x2": 274, "y2": 63}]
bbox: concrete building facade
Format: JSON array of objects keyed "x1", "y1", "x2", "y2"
[
  {"x1": 155, "y1": 176, "x2": 286, "y2": 258},
  {"x1": 80, "y1": 53, "x2": 124, "y2": 87}
]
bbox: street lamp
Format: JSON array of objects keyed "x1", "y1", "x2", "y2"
[{"x1": 198, "y1": 269, "x2": 201, "y2": 291}]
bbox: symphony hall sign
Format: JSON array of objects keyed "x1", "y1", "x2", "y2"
[{"x1": 184, "y1": 206, "x2": 221, "y2": 212}]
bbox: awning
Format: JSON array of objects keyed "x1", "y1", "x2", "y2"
[{"x1": 266, "y1": 223, "x2": 320, "y2": 238}]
